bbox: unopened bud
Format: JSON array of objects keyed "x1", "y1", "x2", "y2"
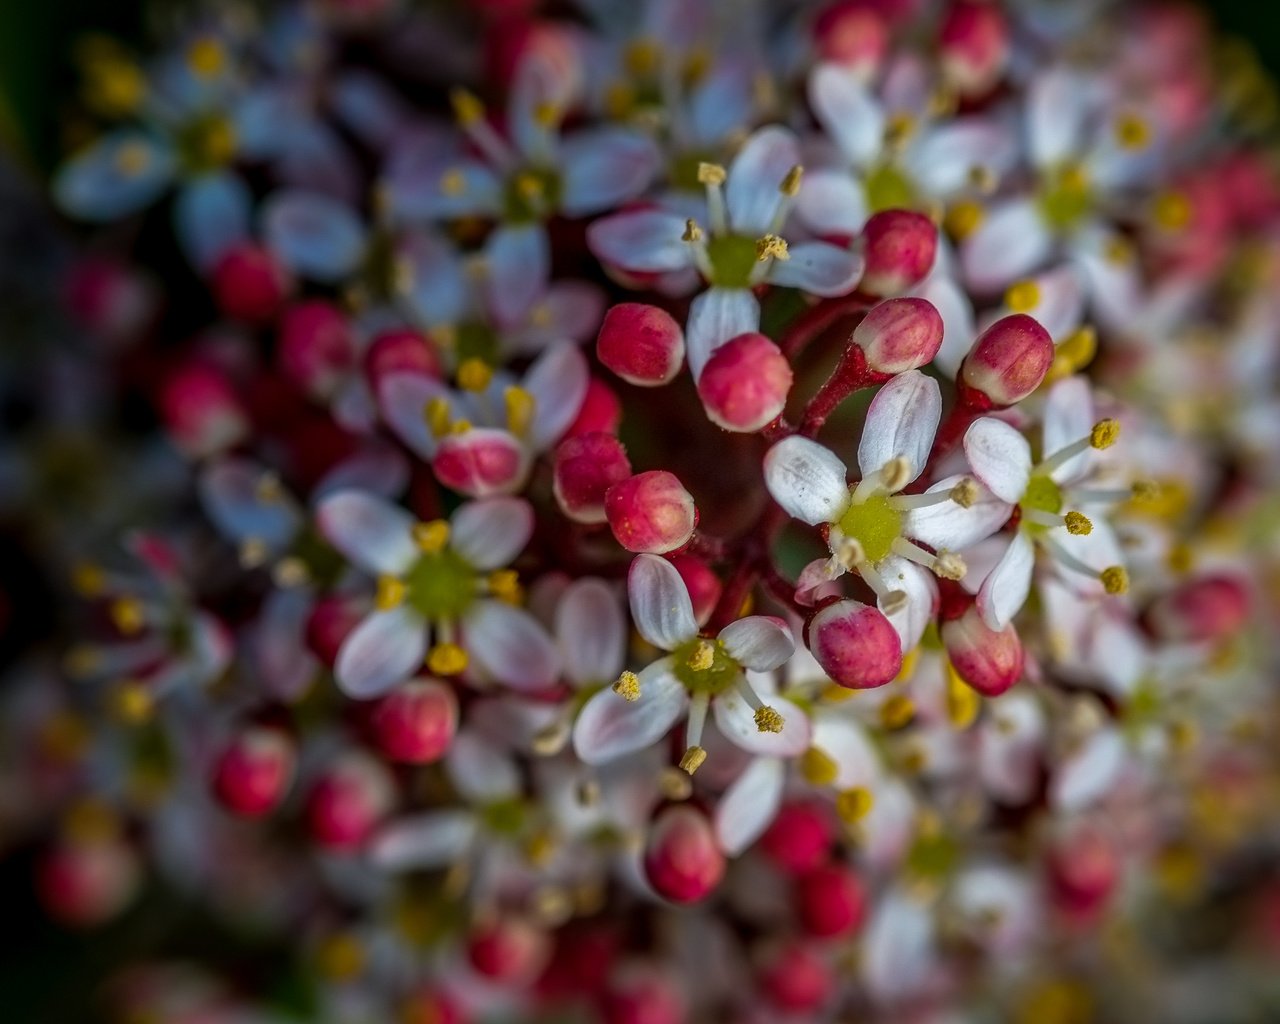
[
  {"x1": 211, "y1": 243, "x2": 290, "y2": 324},
  {"x1": 553, "y1": 432, "x2": 632, "y2": 524},
  {"x1": 941, "y1": 603, "x2": 1023, "y2": 697},
  {"x1": 433, "y1": 428, "x2": 529, "y2": 498},
  {"x1": 795, "y1": 863, "x2": 867, "y2": 938},
  {"x1": 305, "y1": 751, "x2": 396, "y2": 851},
  {"x1": 278, "y1": 300, "x2": 355, "y2": 400},
  {"x1": 813, "y1": 2, "x2": 888, "y2": 78},
  {"x1": 643, "y1": 805, "x2": 724, "y2": 904},
  {"x1": 696, "y1": 332, "x2": 794, "y2": 432},
  {"x1": 212, "y1": 725, "x2": 296, "y2": 818},
  {"x1": 467, "y1": 917, "x2": 551, "y2": 984},
  {"x1": 370, "y1": 679, "x2": 458, "y2": 764},
  {"x1": 668, "y1": 554, "x2": 723, "y2": 627},
  {"x1": 596, "y1": 302, "x2": 686, "y2": 386},
  {"x1": 859, "y1": 209, "x2": 938, "y2": 296},
  {"x1": 605, "y1": 471, "x2": 697, "y2": 554},
  {"x1": 852, "y1": 297, "x2": 944, "y2": 374},
  {"x1": 364, "y1": 328, "x2": 442, "y2": 389},
  {"x1": 1145, "y1": 574, "x2": 1250, "y2": 644},
  {"x1": 807, "y1": 599, "x2": 903, "y2": 690},
  {"x1": 938, "y1": 0, "x2": 1009, "y2": 97},
  {"x1": 159, "y1": 362, "x2": 248, "y2": 459},
  {"x1": 958, "y1": 313, "x2": 1054, "y2": 408},
  {"x1": 758, "y1": 940, "x2": 835, "y2": 1014}
]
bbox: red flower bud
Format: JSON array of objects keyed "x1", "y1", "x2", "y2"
[
  {"x1": 941, "y1": 604, "x2": 1024, "y2": 697},
  {"x1": 813, "y1": 3, "x2": 888, "y2": 76},
  {"x1": 758, "y1": 941, "x2": 834, "y2": 1013},
  {"x1": 1047, "y1": 827, "x2": 1118, "y2": 922},
  {"x1": 761, "y1": 801, "x2": 836, "y2": 874},
  {"x1": 212, "y1": 725, "x2": 296, "y2": 818},
  {"x1": 305, "y1": 593, "x2": 364, "y2": 668},
  {"x1": 1145, "y1": 574, "x2": 1250, "y2": 644},
  {"x1": 859, "y1": 210, "x2": 937, "y2": 296},
  {"x1": 37, "y1": 837, "x2": 139, "y2": 927},
  {"x1": 596, "y1": 302, "x2": 685, "y2": 386},
  {"x1": 65, "y1": 256, "x2": 155, "y2": 340},
  {"x1": 211, "y1": 243, "x2": 290, "y2": 324},
  {"x1": 668, "y1": 554, "x2": 722, "y2": 627},
  {"x1": 554, "y1": 432, "x2": 632, "y2": 524},
  {"x1": 938, "y1": 0, "x2": 1009, "y2": 97},
  {"x1": 565, "y1": 376, "x2": 623, "y2": 437},
  {"x1": 305, "y1": 751, "x2": 395, "y2": 851},
  {"x1": 364, "y1": 328, "x2": 442, "y2": 388},
  {"x1": 278, "y1": 301, "x2": 354, "y2": 400},
  {"x1": 605, "y1": 471, "x2": 697, "y2": 554},
  {"x1": 599, "y1": 967, "x2": 686, "y2": 1024},
  {"x1": 958, "y1": 313, "x2": 1053, "y2": 408},
  {"x1": 433, "y1": 428, "x2": 529, "y2": 497},
  {"x1": 696, "y1": 332, "x2": 794, "y2": 433},
  {"x1": 795, "y1": 863, "x2": 867, "y2": 938},
  {"x1": 159, "y1": 362, "x2": 248, "y2": 459},
  {"x1": 807, "y1": 599, "x2": 903, "y2": 689},
  {"x1": 852, "y1": 297, "x2": 944, "y2": 374},
  {"x1": 643, "y1": 804, "x2": 725, "y2": 904},
  {"x1": 370, "y1": 679, "x2": 458, "y2": 764},
  {"x1": 468, "y1": 917, "x2": 551, "y2": 984}
]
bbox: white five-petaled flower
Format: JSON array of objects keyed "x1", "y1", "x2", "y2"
[
  {"x1": 572, "y1": 554, "x2": 810, "y2": 773},
  {"x1": 764, "y1": 370, "x2": 1010, "y2": 650},
  {"x1": 587, "y1": 125, "x2": 864, "y2": 379},
  {"x1": 963, "y1": 375, "x2": 1131, "y2": 630},
  {"x1": 315, "y1": 490, "x2": 559, "y2": 698}
]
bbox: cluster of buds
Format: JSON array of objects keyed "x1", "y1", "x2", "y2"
[{"x1": 3, "y1": 0, "x2": 1280, "y2": 1021}]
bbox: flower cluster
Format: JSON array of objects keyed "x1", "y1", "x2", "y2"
[{"x1": 6, "y1": 0, "x2": 1280, "y2": 1021}]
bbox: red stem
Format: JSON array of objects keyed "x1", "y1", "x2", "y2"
[{"x1": 779, "y1": 293, "x2": 873, "y2": 360}]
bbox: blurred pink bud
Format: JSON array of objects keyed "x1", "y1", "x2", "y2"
[
  {"x1": 813, "y1": 3, "x2": 888, "y2": 75},
  {"x1": 305, "y1": 593, "x2": 363, "y2": 668},
  {"x1": 364, "y1": 328, "x2": 442, "y2": 388},
  {"x1": 605, "y1": 471, "x2": 697, "y2": 554},
  {"x1": 599, "y1": 967, "x2": 686, "y2": 1024},
  {"x1": 643, "y1": 804, "x2": 725, "y2": 904},
  {"x1": 212, "y1": 725, "x2": 296, "y2": 818},
  {"x1": 305, "y1": 751, "x2": 395, "y2": 851},
  {"x1": 37, "y1": 837, "x2": 139, "y2": 928},
  {"x1": 796, "y1": 863, "x2": 867, "y2": 938},
  {"x1": 597, "y1": 302, "x2": 685, "y2": 386},
  {"x1": 958, "y1": 313, "x2": 1054, "y2": 408},
  {"x1": 468, "y1": 917, "x2": 552, "y2": 984},
  {"x1": 697, "y1": 332, "x2": 793, "y2": 433},
  {"x1": 65, "y1": 256, "x2": 155, "y2": 341},
  {"x1": 852, "y1": 297, "x2": 944, "y2": 374},
  {"x1": 278, "y1": 301, "x2": 354, "y2": 400},
  {"x1": 433, "y1": 429, "x2": 529, "y2": 497},
  {"x1": 566, "y1": 376, "x2": 624, "y2": 437},
  {"x1": 761, "y1": 801, "x2": 836, "y2": 874},
  {"x1": 1048, "y1": 827, "x2": 1118, "y2": 922},
  {"x1": 554, "y1": 432, "x2": 632, "y2": 524},
  {"x1": 859, "y1": 210, "x2": 937, "y2": 296},
  {"x1": 668, "y1": 554, "x2": 722, "y2": 627},
  {"x1": 806, "y1": 599, "x2": 903, "y2": 689},
  {"x1": 370, "y1": 679, "x2": 458, "y2": 765},
  {"x1": 159, "y1": 362, "x2": 248, "y2": 459},
  {"x1": 1145, "y1": 574, "x2": 1250, "y2": 644},
  {"x1": 758, "y1": 941, "x2": 834, "y2": 1014},
  {"x1": 938, "y1": 0, "x2": 1009, "y2": 96},
  {"x1": 211, "y1": 243, "x2": 290, "y2": 324},
  {"x1": 941, "y1": 603, "x2": 1024, "y2": 696}
]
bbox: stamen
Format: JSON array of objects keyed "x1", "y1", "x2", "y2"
[
  {"x1": 272, "y1": 557, "x2": 310, "y2": 588},
  {"x1": 945, "y1": 199, "x2": 985, "y2": 241},
  {"x1": 447, "y1": 88, "x2": 513, "y2": 168},
  {"x1": 951, "y1": 478, "x2": 978, "y2": 508},
  {"x1": 686, "y1": 640, "x2": 715, "y2": 671},
  {"x1": 880, "y1": 694, "x2": 915, "y2": 729},
  {"x1": 934, "y1": 551, "x2": 967, "y2": 581},
  {"x1": 115, "y1": 142, "x2": 151, "y2": 176},
  {"x1": 685, "y1": 692, "x2": 709, "y2": 752},
  {"x1": 486, "y1": 569, "x2": 522, "y2": 604},
  {"x1": 1100, "y1": 565, "x2": 1129, "y2": 595},
  {"x1": 612, "y1": 670, "x2": 641, "y2": 702},
  {"x1": 780, "y1": 165, "x2": 804, "y2": 196},
  {"x1": 1114, "y1": 112, "x2": 1151, "y2": 150},
  {"x1": 439, "y1": 168, "x2": 466, "y2": 196},
  {"x1": 425, "y1": 397, "x2": 452, "y2": 438},
  {"x1": 1004, "y1": 279, "x2": 1041, "y2": 313},
  {"x1": 375, "y1": 575, "x2": 406, "y2": 610},
  {"x1": 890, "y1": 537, "x2": 966, "y2": 580},
  {"x1": 945, "y1": 663, "x2": 980, "y2": 728},
  {"x1": 255, "y1": 472, "x2": 286, "y2": 503},
  {"x1": 833, "y1": 533, "x2": 866, "y2": 571},
  {"x1": 456, "y1": 357, "x2": 492, "y2": 392},
  {"x1": 109, "y1": 596, "x2": 145, "y2": 635},
  {"x1": 111, "y1": 680, "x2": 154, "y2": 725},
  {"x1": 697, "y1": 162, "x2": 728, "y2": 234},
  {"x1": 1090, "y1": 419, "x2": 1120, "y2": 449},
  {"x1": 855, "y1": 558, "x2": 907, "y2": 613},
  {"x1": 800, "y1": 746, "x2": 838, "y2": 786},
  {"x1": 835, "y1": 786, "x2": 874, "y2": 823},
  {"x1": 531, "y1": 718, "x2": 570, "y2": 755},
  {"x1": 71, "y1": 561, "x2": 107, "y2": 597},
  {"x1": 755, "y1": 234, "x2": 790, "y2": 262},
  {"x1": 412, "y1": 520, "x2": 450, "y2": 554},
  {"x1": 754, "y1": 705, "x2": 785, "y2": 733},
  {"x1": 504, "y1": 386, "x2": 536, "y2": 437},
  {"x1": 880, "y1": 456, "x2": 913, "y2": 494},
  {"x1": 889, "y1": 488, "x2": 961, "y2": 511},
  {"x1": 679, "y1": 745, "x2": 708, "y2": 775},
  {"x1": 659, "y1": 766, "x2": 693, "y2": 800},
  {"x1": 576, "y1": 778, "x2": 601, "y2": 805},
  {"x1": 427, "y1": 642, "x2": 468, "y2": 676},
  {"x1": 1064, "y1": 511, "x2": 1093, "y2": 535}
]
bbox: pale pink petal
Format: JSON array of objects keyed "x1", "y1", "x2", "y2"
[
  {"x1": 961, "y1": 198, "x2": 1054, "y2": 294},
  {"x1": 963, "y1": 417, "x2": 1032, "y2": 503},
  {"x1": 445, "y1": 729, "x2": 522, "y2": 802},
  {"x1": 863, "y1": 890, "x2": 935, "y2": 1005},
  {"x1": 1050, "y1": 727, "x2": 1126, "y2": 812},
  {"x1": 556, "y1": 577, "x2": 626, "y2": 687},
  {"x1": 586, "y1": 209, "x2": 694, "y2": 273},
  {"x1": 714, "y1": 757, "x2": 785, "y2": 856},
  {"x1": 377, "y1": 372, "x2": 452, "y2": 459},
  {"x1": 572, "y1": 658, "x2": 689, "y2": 765},
  {"x1": 978, "y1": 531, "x2": 1035, "y2": 630},
  {"x1": 916, "y1": 273, "x2": 975, "y2": 377},
  {"x1": 808, "y1": 64, "x2": 884, "y2": 168},
  {"x1": 763, "y1": 436, "x2": 849, "y2": 526},
  {"x1": 713, "y1": 691, "x2": 811, "y2": 757},
  {"x1": 767, "y1": 241, "x2": 863, "y2": 297},
  {"x1": 686, "y1": 287, "x2": 761, "y2": 380},
  {"x1": 903, "y1": 476, "x2": 1011, "y2": 550},
  {"x1": 334, "y1": 606, "x2": 427, "y2": 699},
  {"x1": 524, "y1": 342, "x2": 590, "y2": 451},
  {"x1": 878, "y1": 555, "x2": 937, "y2": 651},
  {"x1": 484, "y1": 223, "x2": 549, "y2": 329},
  {"x1": 628, "y1": 554, "x2": 698, "y2": 650},
  {"x1": 979, "y1": 692, "x2": 1045, "y2": 805},
  {"x1": 370, "y1": 811, "x2": 477, "y2": 869},
  {"x1": 717, "y1": 615, "x2": 795, "y2": 671},
  {"x1": 906, "y1": 119, "x2": 1016, "y2": 198},
  {"x1": 1042, "y1": 375, "x2": 1094, "y2": 483},
  {"x1": 1027, "y1": 68, "x2": 1091, "y2": 169},
  {"x1": 795, "y1": 168, "x2": 868, "y2": 235},
  {"x1": 811, "y1": 716, "x2": 880, "y2": 790},
  {"x1": 316, "y1": 490, "x2": 418, "y2": 576},
  {"x1": 462, "y1": 600, "x2": 561, "y2": 691},
  {"x1": 725, "y1": 125, "x2": 802, "y2": 236},
  {"x1": 857, "y1": 370, "x2": 941, "y2": 482},
  {"x1": 449, "y1": 497, "x2": 534, "y2": 570}
]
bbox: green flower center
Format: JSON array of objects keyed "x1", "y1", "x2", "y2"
[
  {"x1": 864, "y1": 163, "x2": 917, "y2": 214},
  {"x1": 705, "y1": 233, "x2": 760, "y2": 288},
  {"x1": 176, "y1": 112, "x2": 236, "y2": 173},
  {"x1": 837, "y1": 492, "x2": 904, "y2": 564},
  {"x1": 479, "y1": 797, "x2": 526, "y2": 836},
  {"x1": 454, "y1": 321, "x2": 500, "y2": 366},
  {"x1": 1022, "y1": 474, "x2": 1063, "y2": 533},
  {"x1": 671, "y1": 637, "x2": 741, "y2": 696},
  {"x1": 404, "y1": 548, "x2": 476, "y2": 620},
  {"x1": 1037, "y1": 165, "x2": 1093, "y2": 233},
  {"x1": 503, "y1": 166, "x2": 563, "y2": 223}
]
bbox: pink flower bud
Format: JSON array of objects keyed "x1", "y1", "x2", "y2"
[
  {"x1": 643, "y1": 804, "x2": 725, "y2": 904},
  {"x1": 696, "y1": 332, "x2": 794, "y2": 433},
  {"x1": 938, "y1": 0, "x2": 1009, "y2": 97},
  {"x1": 468, "y1": 917, "x2": 551, "y2": 984},
  {"x1": 65, "y1": 257, "x2": 155, "y2": 341},
  {"x1": 668, "y1": 554, "x2": 722, "y2": 627},
  {"x1": 761, "y1": 801, "x2": 835, "y2": 874},
  {"x1": 278, "y1": 300, "x2": 354, "y2": 400},
  {"x1": 813, "y1": 3, "x2": 888, "y2": 76},
  {"x1": 758, "y1": 941, "x2": 834, "y2": 1014},
  {"x1": 370, "y1": 679, "x2": 458, "y2": 764},
  {"x1": 859, "y1": 209, "x2": 937, "y2": 296},
  {"x1": 212, "y1": 725, "x2": 296, "y2": 818},
  {"x1": 806, "y1": 599, "x2": 903, "y2": 689},
  {"x1": 305, "y1": 593, "x2": 363, "y2": 668},
  {"x1": 941, "y1": 604, "x2": 1023, "y2": 697},
  {"x1": 364, "y1": 328, "x2": 442, "y2": 388},
  {"x1": 597, "y1": 302, "x2": 685, "y2": 386},
  {"x1": 958, "y1": 313, "x2": 1054, "y2": 409},
  {"x1": 851, "y1": 297, "x2": 944, "y2": 374},
  {"x1": 1048, "y1": 827, "x2": 1118, "y2": 922},
  {"x1": 211, "y1": 243, "x2": 290, "y2": 324},
  {"x1": 554, "y1": 432, "x2": 632, "y2": 524},
  {"x1": 37, "y1": 837, "x2": 139, "y2": 927},
  {"x1": 566, "y1": 376, "x2": 623, "y2": 437},
  {"x1": 159, "y1": 362, "x2": 248, "y2": 459},
  {"x1": 599, "y1": 967, "x2": 686, "y2": 1024},
  {"x1": 1145, "y1": 574, "x2": 1250, "y2": 644},
  {"x1": 795, "y1": 863, "x2": 867, "y2": 938},
  {"x1": 433, "y1": 428, "x2": 529, "y2": 497},
  {"x1": 305, "y1": 751, "x2": 395, "y2": 851},
  {"x1": 605, "y1": 471, "x2": 697, "y2": 554}
]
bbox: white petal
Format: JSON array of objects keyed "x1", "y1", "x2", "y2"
[
  {"x1": 717, "y1": 616, "x2": 795, "y2": 671},
  {"x1": 714, "y1": 757, "x2": 785, "y2": 856},
  {"x1": 572, "y1": 659, "x2": 688, "y2": 765},
  {"x1": 254, "y1": 587, "x2": 317, "y2": 702},
  {"x1": 767, "y1": 242, "x2": 863, "y2": 297},
  {"x1": 484, "y1": 223, "x2": 549, "y2": 328},
  {"x1": 463, "y1": 600, "x2": 561, "y2": 691},
  {"x1": 175, "y1": 172, "x2": 251, "y2": 271},
  {"x1": 1017, "y1": 264, "x2": 1084, "y2": 340},
  {"x1": 686, "y1": 287, "x2": 760, "y2": 380},
  {"x1": 961, "y1": 199, "x2": 1054, "y2": 294},
  {"x1": 314, "y1": 443, "x2": 411, "y2": 501},
  {"x1": 795, "y1": 168, "x2": 868, "y2": 236},
  {"x1": 556, "y1": 578, "x2": 626, "y2": 687},
  {"x1": 917, "y1": 273, "x2": 975, "y2": 378},
  {"x1": 863, "y1": 890, "x2": 935, "y2": 1005},
  {"x1": 903, "y1": 475, "x2": 1011, "y2": 551},
  {"x1": 586, "y1": 209, "x2": 694, "y2": 273},
  {"x1": 1042, "y1": 375, "x2": 1094, "y2": 482},
  {"x1": 1027, "y1": 68, "x2": 1091, "y2": 169},
  {"x1": 334, "y1": 606, "x2": 427, "y2": 699},
  {"x1": 963, "y1": 417, "x2": 1032, "y2": 503},
  {"x1": 1050, "y1": 727, "x2": 1126, "y2": 812},
  {"x1": 446, "y1": 729, "x2": 522, "y2": 802},
  {"x1": 764, "y1": 436, "x2": 849, "y2": 526},
  {"x1": 980, "y1": 692, "x2": 1045, "y2": 805},
  {"x1": 978, "y1": 532, "x2": 1035, "y2": 630},
  {"x1": 713, "y1": 691, "x2": 811, "y2": 757},
  {"x1": 628, "y1": 554, "x2": 698, "y2": 650},
  {"x1": 449, "y1": 497, "x2": 534, "y2": 570},
  {"x1": 878, "y1": 556, "x2": 937, "y2": 651},
  {"x1": 560, "y1": 127, "x2": 660, "y2": 216},
  {"x1": 857, "y1": 370, "x2": 941, "y2": 483},
  {"x1": 198, "y1": 457, "x2": 300, "y2": 549},
  {"x1": 809, "y1": 64, "x2": 884, "y2": 168},
  {"x1": 376, "y1": 372, "x2": 451, "y2": 459},
  {"x1": 262, "y1": 189, "x2": 367, "y2": 283},
  {"x1": 316, "y1": 490, "x2": 418, "y2": 576},
  {"x1": 53, "y1": 131, "x2": 175, "y2": 220},
  {"x1": 906, "y1": 119, "x2": 1016, "y2": 199},
  {"x1": 370, "y1": 811, "x2": 477, "y2": 870},
  {"x1": 725, "y1": 125, "x2": 801, "y2": 236},
  {"x1": 524, "y1": 342, "x2": 589, "y2": 451},
  {"x1": 811, "y1": 716, "x2": 881, "y2": 790}
]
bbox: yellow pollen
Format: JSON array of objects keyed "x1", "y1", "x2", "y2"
[
  {"x1": 880, "y1": 694, "x2": 916, "y2": 730},
  {"x1": 39, "y1": 712, "x2": 90, "y2": 761},
  {"x1": 659, "y1": 766, "x2": 693, "y2": 800},
  {"x1": 881, "y1": 456, "x2": 912, "y2": 493},
  {"x1": 71, "y1": 561, "x2": 106, "y2": 597},
  {"x1": 375, "y1": 575, "x2": 406, "y2": 611},
  {"x1": 109, "y1": 596, "x2": 145, "y2": 635},
  {"x1": 755, "y1": 234, "x2": 790, "y2": 262},
  {"x1": 1100, "y1": 566, "x2": 1129, "y2": 595},
  {"x1": 683, "y1": 47, "x2": 711, "y2": 84},
  {"x1": 885, "y1": 111, "x2": 917, "y2": 147},
  {"x1": 1131, "y1": 479, "x2": 1160, "y2": 500},
  {"x1": 1169, "y1": 718, "x2": 1198, "y2": 753},
  {"x1": 199, "y1": 117, "x2": 237, "y2": 166},
  {"x1": 111, "y1": 680, "x2": 154, "y2": 724},
  {"x1": 114, "y1": 141, "x2": 151, "y2": 177},
  {"x1": 487, "y1": 569, "x2": 522, "y2": 604},
  {"x1": 1090, "y1": 418, "x2": 1120, "y2": 449},
  {"x1": 1153, "y1": 190, "x2": 1191, "y2": 231},
  {"x1": 456, "y1": 357, "x2": 493, "y2": 392},
  {"x1": 800, "y1": 746, "x2": 839, "y2": 786},
  {"x1": 274, "y1": 557, "x2": 310, "y2": 589},
  {"x1": 1104, "y1": 236, "x2": 1133, "y2": 265},
  {"x1": 945, "y1": 199, "x2": 985, "y2": 241},
  {"x1": 1057, "y1": 326, "x2": 1097, "y2": 371},
  {"x1": 686, "y1": 640, "x2": 716, "y2": 671},
  {"x1": 1114, "y1": 113, "x2": 1151, "y2": 150},
  {"x1": 528, "y1": 302, "x2": 554, "y2": 328},
  {"x1": 624, "y1": 39, "x2": 660, "y2": 77},
  {"x1": 1059, "y1": 163, "x2": 1090, "y2": 194},
  {"x1": 679, "y1": 745, "x2": 708, "y2": 775},
  {"x1": 1004, "y1": 279, "x2": 1041, "y2": 313},
  {"x1": 450, "y1": 88, "x2": 485, "y2": 125},
  {"x1": 933, "y1": 551, "x2": 967, "y2": 582},
  {"x1": 425, "y1": 397, "x2": 452, "y2": 438},
  {"x1": 524, "y1": 829, "x2": 558, "y2": 866},
  {"x1": 533, "y1": 101, "x2": 561, "y2": 128},
  {"x1": 696, "y1": 161, "x2": 727, "y2": 186},
  {"x1": 450, "y1": 419, "x2": 473, "y2": 435},
  {"x1": 968, "y1": 163, "x2": 997, "y2": 192},
  {"x1": 950, "y1": 478, "x2": 978, "y2": 508},
  {"x1": 439, "y1": 168, "x2": 466, "y2": 196},
  {"x1": 896, "y1": 645, "x2": 921, "y2": 682},
  {"x1": 603, "y1": 82, "x2": 634, "y2": 119},
  {"x1": 411, "y1": 519, "x2": 450, "y2": 554},
  {"x1": 754, "y1": 705, "x2": 785, "y2": 733},
  {"x1": 1064, "y1": 511, "x2": 1093, "y2": 535},
  {"x1": 504, "y1": 386, "x2": 536, "y2": 437},
  {"x1": 780, "y1": 165, "x2": 804, "y2": 196},
  {"x1": 427, "y1": 643, "x2": 469, "y2": 676},
  {"x1": 64, "y1": 798, "x2": 120, "y2": 844},
  {"x1": 1167, "y1": 541, "x2": 1194, "y2": 574},
  {"x1": 835, "y1": 786, "x2": 875, "y2": 823},
  {"x1": 317, "y1": 933, "x2": 366, "y2": 983},
  {"x1": 514, "y1": 173, "x2": 544, "y2": 201},
  {"x1": 239, "y1": 537, "x2": 269, "y2": 568},
  {"x1": 821, "y1": 682, "x2": 856, "y2": 703},
  {"x1": 255, "y1": 472, "x2": 285, "y2": 503},
  {"x1": 946, "y1": 663, "x2": 980, "y2": 728},
  {"x1": 186, "y1": 37, "x2": 226, "y2": 78},
  {"x1": 612, "y1": 670, "x2": 641, "y2": 702},
  {"x1": 87, "y1": 58, "x2": 146, "y2": 116},
  {"x1": 682, "y1": 218, "x2": 704, "y2": 243}
]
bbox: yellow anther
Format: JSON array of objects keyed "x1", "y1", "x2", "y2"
[
  {"x1": 1131, "y1": 479, "x2": 1160, "y2": 501},
  {"x1": 425, "y1": 397, "x2": 452, "y2": 438},
  {"x1": 450, "y1": 87, "x2": 485, "y2": 125},
  {"x1": 754, "y1": 705, "x2": 785, "y2": 733},
  {"x1": 881, "y1": 455, "x2": 913, "y2": 493},
  {"x1": 375, "y1": 575, "x2": 407, "y2": 611},
  {"x1": 780, "y1": 165, "x2": 804, "y2": 196},
  {"x1": 456, "y1": 357, "x2": 493, "y2": 392},
  {"x1": 114, "y1": 141, "x2": 152, "y2": 177},
  {"x1": 835, "y1": 786, "x2": 875, "y2": 823},
  {"x1": 86, "y1": 58, "x2": 146, "y2": 116},
  {"x1": 683, "y1": 47, "x2": 712, "y2": 84},
  {"x1": 528, "y1": 302, "x2": 554, "y2": 328},
  {"x1": 1153, "y1": 190, "x2": 1191, "y2": 231},
  {"x1": 411, "y1": 519, "x2": 450, "y2": 554},
  {"x1": 755, "y1": 234, "x2": 790, "y2": 262},
  {"x1": 39, "y1": 712, "x2": 90, "y2": 761},
  {"x1": 624, "y1": 39, "x2": 660, "y2": 77},
  {"x1": 1104, "y1": 236, "x2": 1133, "y2": 265},
  {"x1": 1169, "y1": 718, "x2": 1198, "y2": 753},
  {"x1": 1004, "y1": 279, "x2": 1041, "y2": 313},
  {"x1": 933, "y1": 551, "x2": 967, "y2": 582},
  {"x1": 239, "y1": 537, "x2": 269, "y2": 569},
  {"x1": 487, "y1": 569, "x2": 522, "y2": 604},
  {"x1": 896, "y1": 645, "x2": 921, "y2": 682},
  {"x1": 64, "y1": 645, "x2": 100, "y2": 677},
  {"x1": 612, "y1": 670, "x2": 641, "y2": 702},
  {"x1": 885, "y1": 111, "x2": 917, "y2": 147},
  {"x1": 111, "y1": 679, "x2": 154, "y2": 725},
  {"x1": 273, "y1": 556, "x2": 310, "y2": 589},
  {"x1": 945, "y1": 663, "x2": 980, "y2": 728},
  {"x1": 439, "y1": 168, "x2": 466, "y2": 196},
  {"x1": 880, "y1": 694, "x2": 916, "y2": 730},
  {"x1": 514, "y1": 172, "x2": 544, "y2": 200},
  {"x1": 945, "y1": 199, "x2": 985, "y2": 241},
  {"x1": 1064, "y1": 511, "x2": 1093, "y2": 535},
  {"x1": 659, "y1": 766, "x2": 693, "y2": 801},
  {"x1": 682, "y1": 218, "x2": 704, "y2": 242},
  {"x1": 678, "y1": 745, "x2": 708, "y2": 775},
  {"x1": 1057, "y1": 325, "x2": 1097, "y2": 371},
  {"x1": 1059, "y1": 163, "x2": 1090, "y2": 194},
  {"x1": 821, "y1": 682, "x2": 857, "y2": 702},
  {"x1": 254, "y1": 472, "x2": 285, "y2": 503},
  {"x1": 1114, "y1": 112, "x2": 1151, "y2": 150},
  {"x1": 950, "y1": 478, "x2": 978, "y2": 508},
  {"x1": 533, "y1": 101, "x2": 561, "y2": 128},
  {"x1": 603, "y1": 82, "x2": 635, "y2": 119},
  {"x1": 524, "y1": 829, "x2": 558, "y2": 867},
  {"x1": 504, "y1": 385, "x2": 536, "y2": 437},
  {"x1": 968, "y1": 163, "x2": 997, "y2": 193},
  {"x1": 1167, "y1": 541, "x2": 1194, "y2": 574},
  {"x1": 427, "y1": 642, "x2": 469, "y2": 676},
  {"x1": 532, "y1": 719, "x2": 570, "y2": 756},
  {"x1": 686, "y1": 640, "x2": 716, "y2": 671},
  {"x1": 186, "y1": 37, "x2": 226, "y2": 78},
  {"x1": 696, "y1": 161, "x2": 727, "y2": 186},
  {"x1": 198, "y1": 116, "x2": 237, "y2": 166},
  {"x1": 800, "y1": 746, "x2": 839, "y2": 786},
  {"x1": 109, "y1": 596, "x2": 146, "y2": 635},
  {"x1": 71, "y1": 561, "x2": 106, "y2": 597},
  {"x1": 451, "y1": 419, "x2": 473, "y2": 435},
  {"x1": 1100, "y1": 566, "x2": 1129, "y2": 595},
  {"x1": 317, "y1": 932, "x2": 366, "y2": 983},
  {"x1": 1090, "y1": 418, "x2": 1120, "y2": 449},
  {"x1": 64, "y1": 798, "x2": 120, "y2": 844}
]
